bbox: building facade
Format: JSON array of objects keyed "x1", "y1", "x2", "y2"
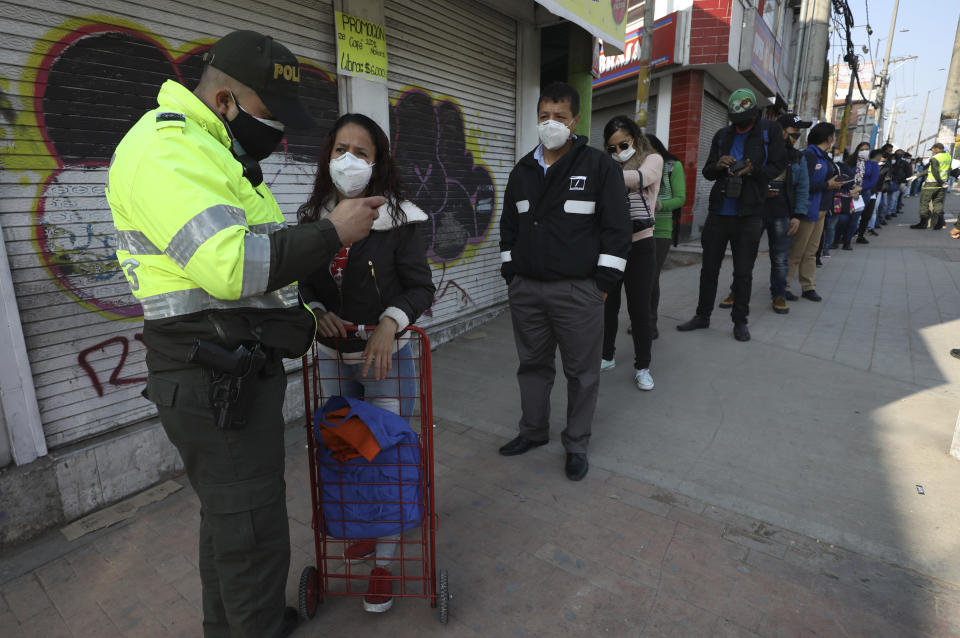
[
  {"x1": 0, "y1": 0, "x2": 632, "y2": 542},
  {"x1": 589, "y1": 0, "x2": 804, "y2": 240}
]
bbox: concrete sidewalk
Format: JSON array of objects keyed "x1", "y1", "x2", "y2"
[
  {"x1": 435, "y1": 195, "x2": 960, "y2": 585},
  {"x1": 2, "y1": 418, "x2": 959, "y2": 637},
  {"x1": 2, "y1": 195, "x2": 960, "y2": 636}
]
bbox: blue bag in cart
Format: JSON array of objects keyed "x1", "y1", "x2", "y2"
[{"x1": 314, "y1": 395, "x2": 423, "y2": 539}]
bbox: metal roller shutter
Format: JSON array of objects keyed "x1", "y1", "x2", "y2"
[
  {"x1": 0, "y1": 0, "x2": 338, "y2": 448},
  {"x1": 590, "y1": 94, "x2": 657, "y2": 151},
  {"x1": 385, "y1": 0, "x2": 517, "y2": 333},
  {"x1": 693, "y1": 94, "x2": 729, "y2": 234}
]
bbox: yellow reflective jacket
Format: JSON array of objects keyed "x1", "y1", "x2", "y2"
[
  {"x1": 107, "y1": 80, "x2": 339, "y2": 369},
  {"x1": 925, "y1": 151, "x2": 952, "y2": 187}
]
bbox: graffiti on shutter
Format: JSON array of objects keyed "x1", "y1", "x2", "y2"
[{"x1": 0, "y1": 11, "x2": 337, "y2": 446}]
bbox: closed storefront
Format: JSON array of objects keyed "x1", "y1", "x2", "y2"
[
  {"x1": 385, "y1": 0, "x2": 517, "y2": 335},
  {"x1": 590, "y1": 92, "x2": 657, "y2": 150},
  {"x1": 692, "y1": 93, "x2": 728, "y2": 232},
  {"x1": 0, "y1": 0, "x2": 338, "y2": 449}
]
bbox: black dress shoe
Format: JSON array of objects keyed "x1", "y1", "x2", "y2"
[
  {"x1": 933, "y1": 223, "x2": 945, "y2": 230},
  {"x1": 856, "y1": 236, "x2": 870, "y2": 244},
  {"x1": 280, "y1": 607, "x2": 300, "y2": 638},
  {"x1": 733, "y1": 323, "x2": 750, "y2": 342},
  {"x1": 565, "y1": 453, "x2": 588, "y2": 481},
  {"x1": 499, "y1": 435, "x2": 548, "y2": 456},
  {"x1": 801, "y1": 290, "x2": 822, "y2": 302},
  {"x1": 676, "y1": 315, "x2": 710, "y2": 331},
  {"x1": 784, "y1": 290, "x2": 798, "y2": 301},
  {"x1": 910, "y1": 222, "x2": 926, "y2": 229}
]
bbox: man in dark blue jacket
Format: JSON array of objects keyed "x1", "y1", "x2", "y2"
[
  {"x1": 676, "y1": 88, "x2": 786, "y2": 342},
  {"x1": 498, "y1": 82, "x2": 631, "y2": 481},
  {"x1": 786, "y1": 122, "x2": 844, "y2": 302}
]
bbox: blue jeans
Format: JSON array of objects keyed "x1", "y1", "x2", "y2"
[
  {"x1": 838, "y1": 210, "x2": 861, "y2": 244},
  {"x1": 877, "y1": 189, "x2": 900, "y2": 221},
  {"x1": 766, "y1": 216, "x2": 791, "y2": 299},
  {"x1": 822, "y1": 212, "x2": 838, "y2": 250},
  {"x1": 316, "y1": 343, "x2": 417, "y2": 421}
]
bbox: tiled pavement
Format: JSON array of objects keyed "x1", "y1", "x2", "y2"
[{"x1": 2, "y1": 417, "x2": 959, "y2": 637}]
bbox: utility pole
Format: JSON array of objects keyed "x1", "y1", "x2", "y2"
[
  {"x1": 936, "y1": 13, "x2": 960, "y2": 155},
  {"x1": 886, "y1": 94, "x2": 916, "y2": 145},
  {"x1": 797, "y1": 0, "x2": 831, "y2": 122},
  {"x1": 915, "y1": 89, "x2": 933, "y2": 156},
  {"x1": 837, "y1": 60, "x2": 858, "y2": 153},
  {"x1": 871, "y1": 0, "x2": 900, "y2": 147},
  {"x1": 635, "y1": 0, "x2": 656, "y2": 129},
  {"x1": 789, "y1": 0, "x2": 810, "y2": 110}
]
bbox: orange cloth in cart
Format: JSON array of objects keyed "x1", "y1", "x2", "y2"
[{"x1": 318, "y1": 407, "x2": 383, "y2": 462}]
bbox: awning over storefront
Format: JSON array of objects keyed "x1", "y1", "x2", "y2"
[{"x1": 535, "y1": 0, "x2": 627, "y2": 52}]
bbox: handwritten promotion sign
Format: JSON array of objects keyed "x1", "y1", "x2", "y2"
[{"x1": 335, "y1": 11, "x2": 388, "y2": 82}]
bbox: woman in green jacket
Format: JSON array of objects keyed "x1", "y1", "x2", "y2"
[{"x1": 646, "y1": 134, "x2": 686, "y2": 339}]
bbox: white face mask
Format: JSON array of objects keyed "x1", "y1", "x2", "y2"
[
  {"x1": 858, "y1": 150, "x2": 869, "y2": 160},
  {"x1": 537, "y1": 119, "x2": 572, "y2": 150},
  {"x1": 329, "y1": 152, "x2": 373, "y2": 197},
  {"x1": 612, "y1": 146, "x2": 637, "y2": 163}
]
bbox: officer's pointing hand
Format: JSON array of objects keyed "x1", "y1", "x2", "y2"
[{"x1": 328, "y1": 196, "x2": 385, "y2": 245}]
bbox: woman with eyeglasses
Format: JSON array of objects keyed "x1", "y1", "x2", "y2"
[{"x1": 600, "y1": 116, "x2": 662, "y2": 391}]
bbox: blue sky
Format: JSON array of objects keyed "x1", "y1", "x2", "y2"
[{"x1": 828, "y1": 0, "x2": 959, "y2": 152}]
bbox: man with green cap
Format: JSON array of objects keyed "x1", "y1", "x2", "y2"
[
  {"x1": 913, "y1": 142, "x2": 951, "y2": 229},
  {"x1": 106, "y1": 29, "x2": 383, "y2": 637},
  {"x1": 676, "y1": 88, "x2": 786, "y2": 342}
]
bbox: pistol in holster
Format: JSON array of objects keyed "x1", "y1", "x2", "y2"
[{"x1": 187, "y1": 339, "x2": 267, "y2": 430}]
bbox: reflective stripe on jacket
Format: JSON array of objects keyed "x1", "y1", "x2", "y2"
[
  {"x1": 925, "y1": 151, "x2": 952, "y2": 187},
  {"x1": 106, "y1": 80, "x2": 298, "y2": 320}
]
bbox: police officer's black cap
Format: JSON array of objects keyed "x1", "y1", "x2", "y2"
[
  {"x1": 777, "y1": 113, "x2": 812, "y2": 130},
  {"x1": 931, "y1": 142, "x2": 945, "y2": 151},
  {"x1": 204, "y1": 30, "x2": 315, "y2": 129}
]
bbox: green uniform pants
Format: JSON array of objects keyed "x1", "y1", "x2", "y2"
[
  {"x1": 145, "y1": 363, "x2": 289, "y2": 638},
  {"x1": 919, "y1": 186, "x2": 947, "y2": 227}
]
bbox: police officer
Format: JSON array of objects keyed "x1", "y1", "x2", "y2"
[
  {"x1": 913, "y1": 142, "x2": 952, "y2": 229},
  {"x1": 106, "y1": 30, "x2": 381, "y2": 637}
]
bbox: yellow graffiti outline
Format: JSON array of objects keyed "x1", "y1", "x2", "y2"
[
  {"x1": 390, "y1": 85, "x2": 499, "y2": 269},
  {"x1": 1, "y1": 15, "x2": 328, "y2": 322}
]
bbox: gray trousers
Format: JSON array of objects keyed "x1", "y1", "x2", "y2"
[{"x1": 507, "y1": 275, "x2": 604, "y2": 454}]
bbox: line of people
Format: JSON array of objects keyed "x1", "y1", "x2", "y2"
[{"x1": 672, "y1": 88, "x2": 943, "y2": 343}]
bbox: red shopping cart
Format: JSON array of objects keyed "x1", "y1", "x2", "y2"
[{"x1": 297, "y1": 325, "x2": 449, "y2": 624}]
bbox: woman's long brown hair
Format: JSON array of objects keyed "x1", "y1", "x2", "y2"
[{"x1": 297, "y1": 113, "x2": 407, "y2": 226}]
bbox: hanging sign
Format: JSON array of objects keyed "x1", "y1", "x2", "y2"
[{"x1": 335, "y1": 11, "x2": 388, "y2": 82}]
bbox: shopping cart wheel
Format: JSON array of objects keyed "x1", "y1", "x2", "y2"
[
  {"x1": 438, "y1": 569, "x2": 450, "y2": 624},
  {"x1": 298, "y1": 566, "x2": 320, "y2": 619}
]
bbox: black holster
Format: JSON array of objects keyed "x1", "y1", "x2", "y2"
[{"x1": 187, "y1": 339, "x2": 267, "y2": 429}]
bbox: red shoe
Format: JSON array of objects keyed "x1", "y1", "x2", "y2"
[
  {"x1": 344, "y1": 539, "x2": 376, "y2": 564},
  {"x1": 363, "y1": 567, "x2": 394, "y2": 612}
]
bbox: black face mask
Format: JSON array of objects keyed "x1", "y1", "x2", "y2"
[
  {"x1": 786, "y1": 133, "x2": 801, "y2": 146},
  {"x1": 729, "y1": 107, "x2": 758, "y2": 127},
  {"x1": 226, "y1": 93, "x2": 285, "y2": 162}
]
